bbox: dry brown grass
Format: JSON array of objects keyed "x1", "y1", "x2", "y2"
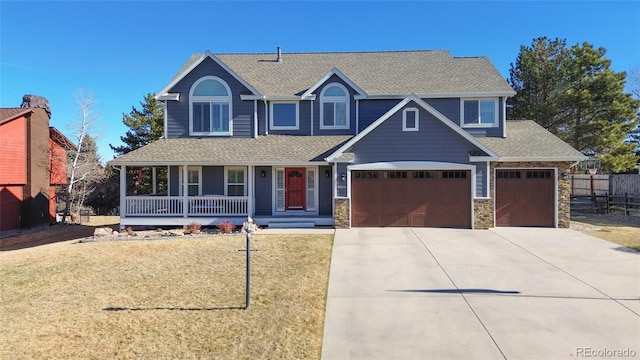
[
  {"x1": 0, "y1": 234, "x2": 333, "y2": 359},
  {"x1": 571, "y1": 216, "x2": 640, "y2": 251}
]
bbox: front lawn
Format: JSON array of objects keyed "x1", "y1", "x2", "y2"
[
  {"x1": 571, "y1": 215, "x2": 640, "y2": 251},
  {"x1": 0, "y1": 234, "x2": 333, "y2": 359}
]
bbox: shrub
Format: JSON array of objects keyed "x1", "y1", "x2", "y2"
[
  {"x1": 217, "y1": 220, "x2": 235, "y2": 234},
  {"x1": 186, "y1": 222, "x2": 202, "y2": 232}
]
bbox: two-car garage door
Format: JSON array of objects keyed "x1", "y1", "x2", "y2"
[{"x1": 351, "y1": 170, "x2": 471, "y2": 228}]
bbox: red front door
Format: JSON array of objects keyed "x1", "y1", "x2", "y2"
[{"x1": 285, "y1": 168, "x2": 306, "y2": 210}]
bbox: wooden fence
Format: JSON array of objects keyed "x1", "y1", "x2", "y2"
[
  {"x1": 570, "y1": 174, "x2": 640, "y2": 216},
  {"x1": 570, "y1": 174, "x2": 640, "y2": 196},
  {"x1": 570, "y1": 174, "x2": 609, "y2": 196}
]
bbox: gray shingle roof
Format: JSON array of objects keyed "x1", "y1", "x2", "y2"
[
  {"x1": 110, "y1": 135, "x2": 352, "y2": 165},
  {"x1": 110, "y1": 122, "x2": 584, "y2": 166},
  {"x1": 165, "y1": 50, "x2": 514, "y2": 97},
  {"x1": 477, "y1": 120, "x2": 586, "y2": 161}
]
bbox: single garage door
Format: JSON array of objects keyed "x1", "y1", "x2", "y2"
[
  {"x1": 351, "y1": 170, "x2": 471, "y2": 228},
  {"x1": 495, "y1": 169, "x2": 555, "y2": 227}
]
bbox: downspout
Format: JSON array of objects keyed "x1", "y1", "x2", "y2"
[
  {"x1": 263, "y1": 98, "x2": 268, "y2": 135},
  {"x1": 311, "y1": 98, "x2": 314, "y2": 136},
  {"x1": 502, "y1": 97, "x2": 506, "y2": 138},
  {"x1": 163, "y1": 100, "x2": 168, "y2": 138},
  {"x1": 356, "y1": 99, "x2": 359, "y2": 134},
  {"x1": 253, "y1": 99, "x2": 258, "y2": 138}
]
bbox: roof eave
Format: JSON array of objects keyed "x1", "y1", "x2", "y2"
[
  {"x1": 300, "y1": 67, "x2": 367, "y2": 99},
  {"x1": 155, "y1": 51, "x2": 262, "y2": 100},
  {"x1": 156, "y1": 93, "x2": 180, "y2": 101},
  {"x1": 108, "y1": 160, "x2": 330, "y2": 167},
  {"x1": 497, "y1": 156, "x2": 588, "y2": 162}
]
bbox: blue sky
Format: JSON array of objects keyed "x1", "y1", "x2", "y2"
[{"x1": 1, "y1": 1, "x2": 639, "y2": 163}]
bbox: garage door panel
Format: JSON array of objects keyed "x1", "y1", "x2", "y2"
[
  {"x1": 352, "y1": 170, "x2": 471, "y2": 228},
  {"x1": 496, "y1": 170, "x2": 554, "y2": 227}
]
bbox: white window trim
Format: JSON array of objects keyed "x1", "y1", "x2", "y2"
[
  {"x1": 460, "y1": 98, "x2": 499, "y2": 128},
  {"x1": 224, "y1": 166, "x2": 247, "y2": 196},
  {"x1": 402, "y1": 107, "x2": 419, "y2": 131},
  {"x1": 269, "y1": 101, "x2": 299, "y2": 130},
  {"x1": 189, "y1": 76, "x2": 233, "y2": 136},
  {"x1": 179, "y1": 166, "x2": 202, "y2": 196},
  {"x1": 319, "y1": 82, "x2": 350, "y2": 130}
]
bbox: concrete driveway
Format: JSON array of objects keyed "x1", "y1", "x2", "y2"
[{"x1": 321, "y1": 228, "x2": 639, "y2": 359}]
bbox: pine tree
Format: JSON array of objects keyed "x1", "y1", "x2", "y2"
[
  {"x1": 508, "y1": 38, "x2": 640, "y2": 173},
  {"x1": 110, "y1": 93, "x2": 166, "y2": 195},
  {"x1": 110, "y1": 93, "x2": 164, "y2": 155}
]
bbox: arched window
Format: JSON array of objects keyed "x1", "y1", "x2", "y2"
[
  {"x1": 320, "y1": 83, "x2": 349, "y2": 129},
  {"x1": 189, "y1": 76, "x2": 232, "y2": 135}
]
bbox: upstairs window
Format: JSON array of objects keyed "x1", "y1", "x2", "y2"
[
  {"x1": 270, "y1": 102, "x2": 299, "y2": 130},
  {"x1": 462, "y1": 99, "x2": 497, "y2": 127},
  {"x1": 190, "y1": 76, "x2": 232, "y2": 135},
  {"x1": 320, "y1": 83, "x2": 349, "y2": 129}
]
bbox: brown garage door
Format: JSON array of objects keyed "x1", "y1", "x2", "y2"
[
  {"x1": 351, "y1": 170, "x2": 471, "y2": 228},
  {"x1": 495, "y1": 169, "x2": 555, "y2": 227}
]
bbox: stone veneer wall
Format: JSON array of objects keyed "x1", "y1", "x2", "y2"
[
  {"x1": 490, "y1": 161, "x2": 575, "y2": 228},
  {"x1": 473, "y1": 198, "x2": 493, "y2": 229},
  {"x1": 334, "y1": 198, "x2": 350, "y2": 228}
]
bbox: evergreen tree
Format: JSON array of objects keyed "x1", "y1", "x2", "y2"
[
  {"x1": 507, "y1": 37, "x2": 570, "y2": 133},
  {"x1": 110, "y1": 93, "x2": 166, "y2": 195},
  {"x1": 110, "y1": 93, "x2": 164, "y2": 155},
  {"x1": 508, "y1": 38, "x2": 639, "y2": 173}
]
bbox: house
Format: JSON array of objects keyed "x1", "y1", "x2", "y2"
[
  {"x1": 109, "y1": 49, "x2": 586, "y2": 229},
  {"x1": 0, "y1": 97, "x2": 73, "y2": 231}
]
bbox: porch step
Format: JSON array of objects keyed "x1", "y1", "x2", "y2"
[{"x1": 267, "y1": 221, "x2": 316, "y2": 229}]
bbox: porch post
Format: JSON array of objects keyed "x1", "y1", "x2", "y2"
[
  {"x1": 247, "y1": 165, "x2": 254, "y2": 216},
  {"x1": 182, "y1": 165, "x2": 188, "y2": 218},
  {"x1": 120, "y1": 165, "x2": 126, "y2": 221}
]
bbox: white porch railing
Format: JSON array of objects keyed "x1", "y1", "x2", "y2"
[{"x1": 124, "y1": 195, "x2": 249, "y2": 217}]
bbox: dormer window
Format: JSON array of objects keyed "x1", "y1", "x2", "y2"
[
  {"x1": 189, "y1": 76, "x2": 232, "y2": 136},
  {"x1": 461, "y1": 99, "x2": 498, "y2": 127},
  {"x1": 320, "y1": 83, "x2": 350, "y2": 129}
]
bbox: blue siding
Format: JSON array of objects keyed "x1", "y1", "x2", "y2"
[
  {"x1": 424, "y1": 98, "x2": 459, "y2": 125},
  {"x1": 167, "y1": 57, "x2": 254, "y2": 138},
  {"x1": 318, "y1": 165, "x2": 333, "y2": 215},
  {"x1": 202, "y1": 166, "x2": 224, "y2": 195},
  {"x1": 358, "y1": 99, "x2": 399, "y2": 131},
  {"x1": 350, "y1": 101, "x2": 486, "y2": 164},
  {"x1": 254, "y1": 166, "x2": 272, "y2": 215}
]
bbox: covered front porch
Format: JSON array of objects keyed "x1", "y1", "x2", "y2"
[{"x1": 115, "y1": 164, "x2": 336, "y2": 228}]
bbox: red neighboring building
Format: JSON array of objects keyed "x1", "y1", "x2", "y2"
[{"x1": 0, "y1": 102, "x2": 73, "y2": 230}]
